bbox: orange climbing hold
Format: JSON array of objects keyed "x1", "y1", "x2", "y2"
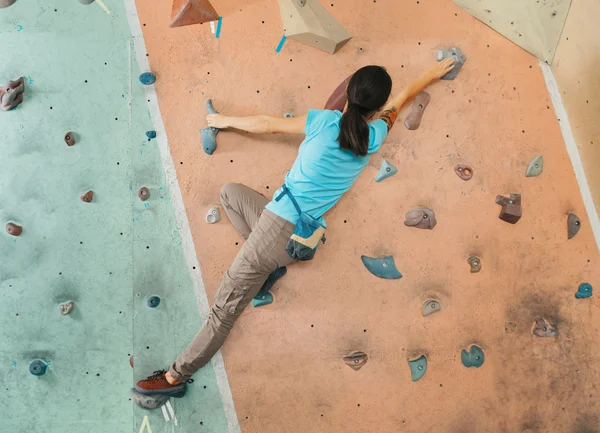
[
  {"x1": 6, "y1": 222, "x2": 22, "y2": 236},
  {"x1": 170, "y1": 0, "x2": 219, "y2": 28}
]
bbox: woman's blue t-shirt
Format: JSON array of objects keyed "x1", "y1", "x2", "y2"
[{"x1": 265, "y1": 109, "x2": 388, "y2": 226}]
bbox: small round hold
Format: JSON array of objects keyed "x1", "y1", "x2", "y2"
[
  {"x1": 147, "y1": 296, "x2": 161, "y2": 308},
  {"x1": 138, "y1": 187, "x2": 150, "y2": 201},
  {"x1": 146, "y1": 130, "x2": 157, "y2": 139},
  {"x1": 283, "y1": 112, "x2": 294, "y2": 118},
  {"x1": 81, "y1": 191, "x2": 94, "y2": 203},
  {"x1": 59, "y1": 301, "x2": 74, "y2": 315},
  {"x1": 29, "y1": 359, "x2": 47, "y2": 376},
  {"x1": 64, "y1": 132, "x2": 76, "y2": 146},
  {"x1": 6, "y1": 222, "x2": 22, "y2": 236},
  {"x1": 78, "y1": 0, "x2": 96, "y2": 4},
  {"x1": 454, "y1": 164, "x2": 473, "y2": 181},
  {"x1": 468, "y1": 256, "x2": 482, "y2": 273},
  {"x1": 206, "y1": 207, "x2": 221, "y2": 224},
  {"x1": 139, "y1": 72, "x2": 156, "y2": 86}
]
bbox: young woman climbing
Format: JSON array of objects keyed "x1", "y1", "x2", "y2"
[{"x1": 134, "y1": 58, "x2": 455, "y2": 398}]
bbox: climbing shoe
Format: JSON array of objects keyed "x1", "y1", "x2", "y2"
[
  {"x1": 135, "y1": 370, "x2": 192, "y2": 397},
  {"x1": 252, "y1": 267, "x2": 287, "y2": 308}
]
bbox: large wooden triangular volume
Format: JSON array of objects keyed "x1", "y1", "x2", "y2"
[
  {"x1": 170, "y1": 0, "x2": 220, "y2": 28},
  {"x1": 278, "y1": 0, "x2": 352, "y2": 54}
]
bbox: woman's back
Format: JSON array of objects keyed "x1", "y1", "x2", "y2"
[{"x1": 265, "y1": 109, "x2": 388, "y2": 225}]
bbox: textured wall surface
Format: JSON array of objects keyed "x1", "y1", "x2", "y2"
[
  {"x1": 0, "y1": 1, "x2": 230, "y2": 432},
  {"x1": 553, "y1": 0, "x2": 600, "y2": 216},
  {"x1": 136, "y1": 0, "x2": 600, "y2": 432},
  {"x1": 452, "y1": 0, "x2": 571, "y2": 63}
]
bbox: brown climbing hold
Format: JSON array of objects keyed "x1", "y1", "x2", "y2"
[
  {"x1": 59, "y1": 301, "x2": 74, "y2": 315},
  {"x1": 532, "y1": 317, "x2": 556, "y2": 338},
  {"x1": 567, "y1": 213, "x2": 581, "y2": 239},
  {"x1": 404, "y1": 91, "x2": 430, "y2": 130},
  {"x1": 81, "y1": 191, "x2": 94, "y2": 203},
  {"x1": 170, "y1": 0, "x2": 220, "y2": 28},
  {"x1": 64, "y1": 132, "x2": 76, "y2": 146},
  {"x1": 130, "y1": 355, "x2": 135, "y2": 368},
  {"x1": 454, "y1": 164, "x2": 473, "y2": 181},
  {"x1": 468, "y1": 256, "x2": 481, "y2": 273},
  {"x1": 138, "y1": 187, "x2": 150, "y2": 201},
  {"x1": 6, "y1": 222, "x2": 22, "y2": 236},
  {"x1": 324, "y1": 75, "x2": 352, "y2": 112},
  {"x1": 404, "y1": 208, "x2": 437, "y2": 230},
  {"x1": 495, "y1": 194, "x2": 522, "y2": 224},
  {"x1": 0, "y1": 0, "x2": 18, "y2": 8},
  {"x1": 343, "y1": 351, "x2": 368, "y2": 371},
  {"x1": 0, "y1": 77, "x2": 25, "y2": 111}
]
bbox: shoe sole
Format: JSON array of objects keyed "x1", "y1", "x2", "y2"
[{"x1": 134, "y1": 384, "x2": 187, "y2": 398}]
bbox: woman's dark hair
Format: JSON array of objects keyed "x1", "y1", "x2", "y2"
[{"x1": 338, "y1": 65, "x2": 392, "y2": 157}]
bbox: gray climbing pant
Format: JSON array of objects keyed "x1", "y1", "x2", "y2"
[{"x1": 169, "y1": 183, "x2": 296, "y2": 381}]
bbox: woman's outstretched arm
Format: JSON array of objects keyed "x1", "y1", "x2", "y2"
[
  {"x1": 207, "y1": 114, "x2": 308, "y2": 135},
  {"x1": 378, "y1": 58, "x2": 455, "y2": 131}
]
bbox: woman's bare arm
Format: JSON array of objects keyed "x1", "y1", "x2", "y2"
[
  {"x1": 379, "y1": 58, "x2": 455, "y2": 131},
  {"x1": 207, "y1": 114, "x2": 308, "y2": 135}
]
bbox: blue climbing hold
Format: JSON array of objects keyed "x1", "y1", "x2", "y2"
[
  {"x1": 146, "y1": 130, "x2": 156, "y2": 139},
  {"x1": 375, "y1": 160, "x2": 398, "y2": 182},
  {"x1": 408, "y1": 355, "x2": 427, "y2": 381},
  {"x1": 147, "y1": 296, "x2": 161, "y2": 308},
  {"x1": 139, "y1": 72, "x2": 156, "y2": 86},
  {"x1": 252, "y1": 293, "x2": 273, "y2": 307},
  {"x1": 361, "y1": 255, "x2": 403, "y2": 280},
  {"x1": 575, "y1": 283, "x2": 592, "y2": 299},
  {"x1": 29, "y1": 359, "x2": 47, "y2": 376},
  {"x1": 201, "y1": 99, "x2": 220, "y2": 155},
  {"x1": 461, "y1": 344, "x2": 485, "y2": 368}
]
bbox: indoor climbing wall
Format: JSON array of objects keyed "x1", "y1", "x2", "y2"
[
  {"x1": 553, "y1": 0, "x2": 600, "y2": 215},
  {"x1": 136, "y1": 0, "x2": 600, "y2": 432},
  {"x1": 451, "y1": 0, "x2": 571, "y2": 63},
  {"x1": 0, "y1": 1, "x2": 233, "y2": 432}
]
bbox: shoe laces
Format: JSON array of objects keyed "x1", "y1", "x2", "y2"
[{"x1": 146, "y1": 370, "x2": 194, "y2": 385}]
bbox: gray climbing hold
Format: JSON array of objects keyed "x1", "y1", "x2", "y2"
[
  {"x1": 575, "y1": 283, "x2": 592, "y2": 299},
  {"x1": 404, "y1": 208, "x2": 437, "y2": 230},
  {"x1": 461, "y1": 344, "x2": 484, "y2": 368},
  {"x1": 283, "y1": 112, "x2": 294, "y2": 118},
  {"x1": 59, "y1": 301, "x2": 74, "y2": 315},
  {"x1": 0, "y1": 0, "x2": 18, "y2": 8},
  {"x1": 532, "y1": 317, "x2": 556, "y2": 337},
  {"x1": 436, "y1": 47, "x2": 466, "y2": 80},
  {"x1": 201, "y1": 99, "x2": 220, "y2": 155},
  {"x1": 408, "y1": 354, "x2": 427, "y2": 381},
  {"x1": 78, "y1": 0, "x2": 95, "y2": 4},
  {"x1": 525, "y1": 156, "x2": 543, "y2": 177},
  {"x1": 343, "y1": 351, "x2": 368, "y2": 371},
  {"x1": 422, "y1": 299, "x2": 441, "y2": 316},
  {"x1": 130, "y1": 388, "x2": 169, "y2": 410},
  {"x1": 361, "y1": 255, "x2": 403, "y2": 280},
  {"x1": 206, "y1": 207, "x2": 221, "y2": 224},
  {"x1": 567, "y1": 213, "x2": 581, "y2": 239},
  {"x1": 139, "y1": 72, "x2": 156, "y2": 86},
  {"x1": 29, "y1": 359, "x2": 47, "y2": 376},
  {"x1": 375, "y1": 160, "x2": 398, "y2": 182}
]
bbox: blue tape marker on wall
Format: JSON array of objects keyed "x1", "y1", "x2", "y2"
[
  {"x1": 276, "y1": 35, "x2": 287, "y2": 53},
  {"x1": 216, "y1": 16, "x2": 223, "y2": 39}
]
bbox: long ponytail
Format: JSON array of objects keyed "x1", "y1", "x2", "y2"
[
  {"x1": 337, "y1": 65, "x2": 393, "y2": 157},
  {"x1": 339, "y1": 104, "x2": 370, "y2": 157}
]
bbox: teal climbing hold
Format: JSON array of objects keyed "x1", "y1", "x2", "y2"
[
  {"x1": 575, "y1": 283, "x2": 592, "y2": 299},
  {"x1": 461, "y1": 344, "x2": 485, "y2": 368},
  {"x1": 147, "y1": 296, "x2": 161, "y2": 308},
  {"x1": 201, "y1": 99, "x2": 220, "y2": 155},
  {"x1": 408, "y1": 355, "x2": 427, "y2": 381},
  {"x1": 375, "y1": 160, "x2": 398, "y2": 182},
  {"x1": 29, "y1": 359, "x2": 47, "y2": 376},
  {"x1": 361, "y1": 255, "x2": 403, "y2": 280},
  {"x1": 146, "y1": 130, "x2": 156, "y2": 139},
  {"x1": 139, "y1": 72, "x2": 156, "y2": 85},
  {"x1": 252, "y1": 292, "x2": 273, "y2": 307}
]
